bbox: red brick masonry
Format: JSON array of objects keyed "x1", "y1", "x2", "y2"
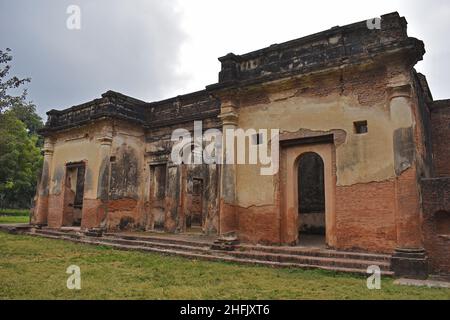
[{"x1": 421, "y1": 177, "x2": 450, "y2": 275}]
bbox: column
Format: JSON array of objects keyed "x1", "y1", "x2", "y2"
[
  {"x1": 388, "y1": 84, "x2": 428, "y2": 279},
  {"x1": 33, "y1": 137, "x2": 55, "y2": 225},
  {"x1": 218, "y1": 96, "x2": 239, "y2": 235},
  {"x1": 91, "y1": 135, "x2": 113, "y2": 229}
]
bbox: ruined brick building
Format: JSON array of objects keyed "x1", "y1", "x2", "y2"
[{"x1": 32, "y1": 12, "x2": 449, "y2": 277}]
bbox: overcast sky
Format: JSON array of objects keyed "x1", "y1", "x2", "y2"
[{"x1": 1, "y1": 0, "x2": 449, "y2": 119}]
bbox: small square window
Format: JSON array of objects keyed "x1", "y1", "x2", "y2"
[
  {"x1": 252, "y1": 133, "x2": 264, "y2": 145},
  {"x1": 354, "y1": 121, "x2": 368, "y2": 134}
]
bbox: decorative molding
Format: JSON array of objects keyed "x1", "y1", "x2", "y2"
[
  {"x1": 43, "y1": 138, "x2": 55, "y2": 155},
  {"x1": 97, "y1": 136, "x2": 113, "y2": 146},
  {"x1": 387, "y1": 84, "x2": 412, "y2": 101},
  {"x1": 43, "y1": 149, "x2": 54, "y2": 156},
  {"x1": 218, "y1": 111, "x2": 239, "y2": 126},
  {"x1": 117, "y1": 131, "x2": 144, "y2": 138},
  {"x1": 65, "y1": 134, "x2": 89, "y2": 142}
]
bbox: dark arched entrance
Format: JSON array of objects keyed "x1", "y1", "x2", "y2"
[{"x1": 298, "y1": 152, "x2": 325, "y2": 245}]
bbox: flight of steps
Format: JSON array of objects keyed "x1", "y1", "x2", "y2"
[{"x1": 22, "y1": 227, "x2": 393, "y2": 276}]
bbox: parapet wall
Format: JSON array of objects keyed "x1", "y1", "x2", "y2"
[{"x1": 215, "y1": 12, "x2": 422, "y2": 87}]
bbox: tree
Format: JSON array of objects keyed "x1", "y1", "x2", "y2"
[
  {"x1": 0, "y1": 48, "x2": 44, "y2": 208},
  {"x1": 9, "y1": 102, "x2": 44, "y2": 136},
  {"x1": 0, "y1": 48, "x2": 30, "y2": 113},
  {"x1": 0, "y1": 112, "x2": 43, "y2": 208},
  {"x1": 8, "y1": 102, "x2": 44, "y2": 147}
]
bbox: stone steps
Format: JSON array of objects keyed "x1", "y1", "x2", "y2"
[
  {"x1": 96, "y1": 235, "x2": 391, "y2": 272},
  {"x1": 34, "y1": 228, "x2": 84, "y2": 239},
  {"x1": 104, "y1": 232, "x2": 209, "y2": 248},
  {"x1": 103, "y1": 231, "x2": 391, "y2": 261},
  {"x1": 103, "y1": 232, "x2": 391, "y2": 270},
  {"x1": 238, "y1": 243, "x2": 392, "y2": 262},
  {"x1": 27, "y1": 228, "x2": 393, "y2": 276},
  {"x1": 0, "y1": 224, "x2": 32, "y2": 234},
  {"x1": 226, "y1": 250, "x2": 391, "y2": 271},
  {"x1": 94, "y1": 236, "x2": 212, "y2": 255}
]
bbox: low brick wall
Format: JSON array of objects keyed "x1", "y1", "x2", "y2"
[
  {"x1": 430, "y1": 100, "x2": 450, "y2": 176},
  {"x1": 421, "y1": 177, "x2": 450, "y2": 275}
]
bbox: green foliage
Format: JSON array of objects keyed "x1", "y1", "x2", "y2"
[
  {"x1": 0, "y1": 48, "x2": 44, "y2": 208},
  {"x1": 0, "y1": 48, "x2": 30, "y2": 113},
  {"x1": 0, "y1": 112, "x2": 43, "y2": 208},
  {"x1": 9, "y1": 103, "x2": 44, "y2": 137}
]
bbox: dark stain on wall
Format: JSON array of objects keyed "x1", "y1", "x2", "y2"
[
  {"x1": 119, "y1": 216, "x2": 135, "y2": 230},
  {"x1": 84, "y1": 167, "x2": 93, "y2": 192},
  {"x1": 109, "y1": 145, "x2": 139, "y2": 200},
  {"x1": 40, "y1": 160, "x2": 50, "y2": 196},
  {"x1": 97, "y1": 157, "x2": 110, "y2": 201},
  {"x1": 394, "y1": 127, "x2": 414, "y2": 176},
  {"x1": 52, "y1": 166, "x2": 65, "y2": 194},
  {"x1": 165, "y1": 165, "x2": 181, "y2": 232}
]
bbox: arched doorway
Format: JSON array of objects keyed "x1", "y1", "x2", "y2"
[{"x1": 297, "y1": 152, "x2": 326, "y2": 245}]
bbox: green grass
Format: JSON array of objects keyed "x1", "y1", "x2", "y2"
[
  {"x1": 0, "y1": 232, "x2": 449, "y2": 300},
  {"x1": 0, "y1": 209, "x2": 29, "y2": 216},
  {"x1": 0, "y1": 216, "x2": 29, "y2": 224},
  {"x1": 0, "y1": 208, "x2": 29, "y2": 224}
]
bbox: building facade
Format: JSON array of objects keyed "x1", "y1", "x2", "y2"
[{"x1": 32, "y1": 13, "x2": 449, "y2": 276}]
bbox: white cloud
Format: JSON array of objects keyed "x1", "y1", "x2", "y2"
[{"x1": 173, "y1": 0, "x2": 450, "y2": 100}]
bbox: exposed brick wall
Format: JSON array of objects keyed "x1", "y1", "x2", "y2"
[
  {"x1": 47, "y1": 193, "x2": 64, "y2": 228},
  {"x1": 219, "y1": 200, "x2": 238, "y2": 235},
  {"x1": 335, "y1": 179, "x2": 397, "y2": 253},
  {"x1": 32, "y1": 195, "x2": 48, "y2": 225},
  {"x1": 395, "y1": 167, "x2": 422, "y2": 248},
  {"x1": 430, "y1": 100, "x2": 450, "y2": 176},
  {"x1": 81, "y1": 199, "x2": 105, "y2": 229},
  {"x1": 237, "y1": 205, "x2": 280, "y2": 245},
  {"x1": 410, "y1": 72, "x2": 433, "y2": 178},
  {"x1": 335, "y1": 168, "x2": 422, "y2": 253},
  {"x1": 421, "y1": 178, "x2": 450, "y2": 275},
  {"x1": 106, "y1": 198, "x2": 143, "y2": 231}
]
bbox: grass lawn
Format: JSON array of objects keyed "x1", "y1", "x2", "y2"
[
  {"x1": 0, "y1": 208, "x2": 30, "y2": 224},
  {"x1": 0, "y1": 209, "x2": 30, "y2": 216},
  {"x1": 0, "y1": 232, "x2": 449, "y2": 300},
  {"x1": 0, "y1": 216, "x2": 29, "y2": 224}
]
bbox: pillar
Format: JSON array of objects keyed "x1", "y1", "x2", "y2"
[
  {"x1": 81, "y1": 134, "x2": 113, "y2": 229},
  {"x1": 388, "y1": 84, "x2": 428, "y2": 279},
  {"x1": 218, "y1": 96, "x2": 239, "y2": 235},
  {"x1": 33, "y1": 138, "x2": 55, "y2": 225}
]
